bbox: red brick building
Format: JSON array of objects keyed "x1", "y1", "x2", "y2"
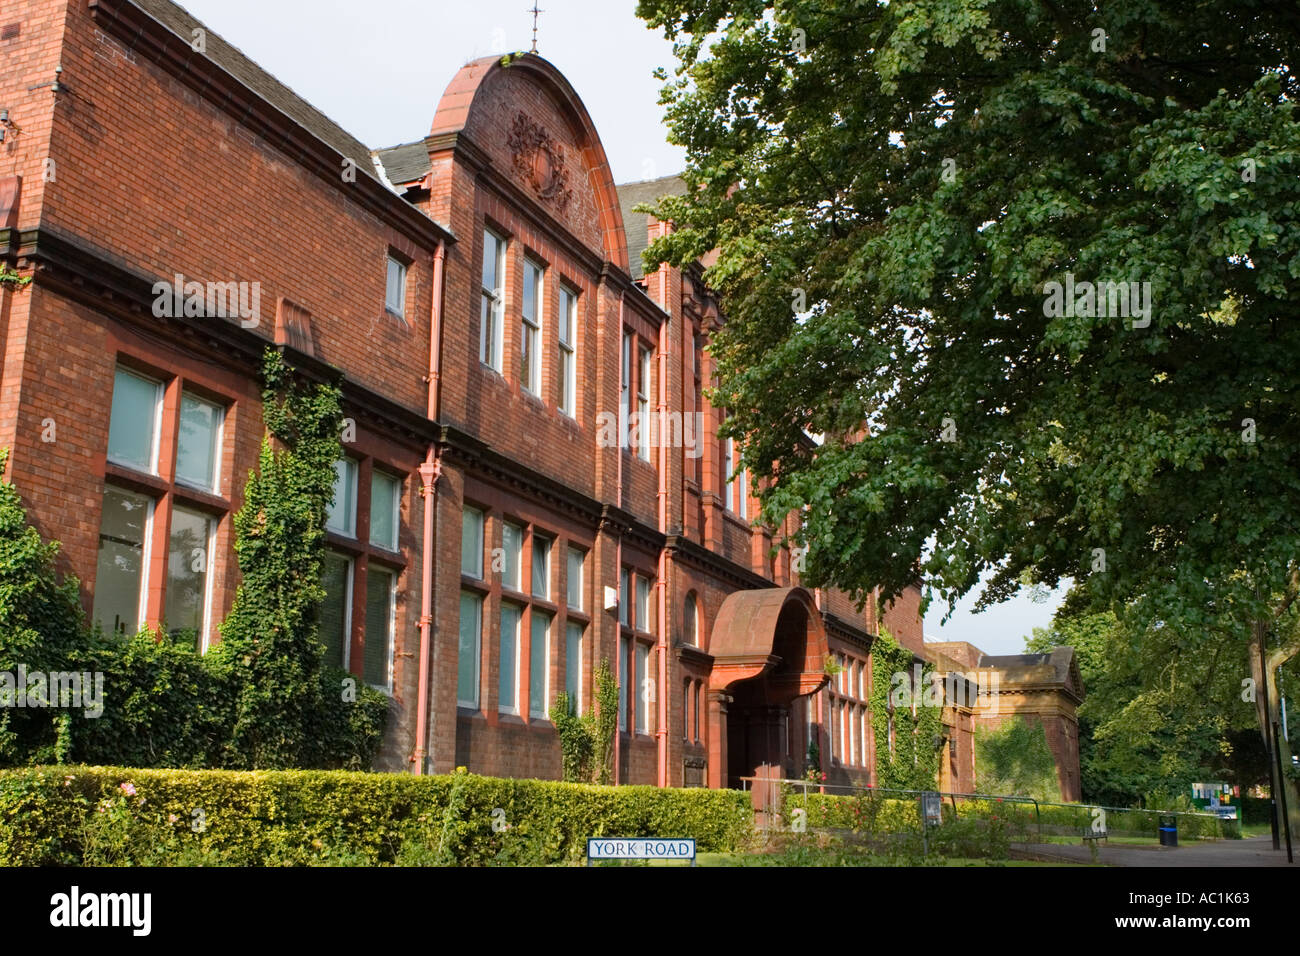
[{"x1": 0, "y1": 0, "x2": 1080, "y2": 796}]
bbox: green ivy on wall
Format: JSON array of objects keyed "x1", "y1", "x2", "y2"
[{"x1": 869, "y1": 629, "x2": 942, "y2": 791}]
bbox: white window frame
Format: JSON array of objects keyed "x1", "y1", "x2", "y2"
[
  {"x1": 724, "y1": 437, "x2": 736, "y2": 511},
  {"x1": 462, "y1": 506, "x2": 484, "y2": 579},
  {"x1": 323, "y1": 550, "x2": 355, "y2": 671},
  {"x1": 385, "y1": 254, "x2": 408, "y2": 318},
  {"x1": 499, "y1": 602, "x2": 522, "y2": 715},
  {"x1": 620, "y1": 332, "x2": 632, "y2": 447},
  {"x1": 166, "y1": 503, "x2": 218, "y2": 653},
  {"x1": 369, "y1": 470, "x2": 401, "y2": 552},
  {"x1": 175, "y1": 390, "x2": 224, "y2": 494},
  {"x1": 558, "y1": 285, "x2": 577, "y2": 417},
  {"x1": 94, "y1": 484, "x2": 155, "y2": 638},
  {"x1": 458, "y1": 590, "x2": 483, "y2": 708},
  {"x1": 108, "y1": 366, "x2": 164, "y2": 476},
  {"x1": 365, "y1": 565, "x2": 397, "y2": 694},
  {"x1": 566, "y1": 546, "x2": 584, "y2": 611},
  {"x1": 637, "y1": 345, "x2": 651, "y2": 461},
  {"x1": 521, "y1": 258, "x2": 543, "y2": 396},
  {"x1": 327, "y1": 457, "x2": 359, "y2": 538},
  {"x1": 480, "y1": 229, "x2": 506, "y2": 372},
  {"x1": 529, "y1": 611, "x2": 550, "y2": 720}
]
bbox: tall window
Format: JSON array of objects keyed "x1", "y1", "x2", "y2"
[
  {"x1": 462, "y1": 506, "x2": 484, "y2": 579},
  {"x1": 637, "y1": 345, "x2": 652, "y2": 461},
  {"x1": 480, "y1": 228, "x2": 505, "y2": 371},
  {"x1": 107, "y1": 367, "x2": 161, "y2": 473},
  {"x1": 635, "y1": 642, "x2": 651, "y2": 733},
  {"x1": 620, "y1": 567, "x2": 657, "y2": 735},
  {"x1": 499, "y1": 602, "x2": 522, "y2": 714},
  {"x1": 165, "y1": 505, "x2": 214, "y2": 642},
  {"x1": 97, "y1": 363, "x2": 231, "y2": 648},
  {"x1": 502, "y1": 522, "x2": 523, "y2": 591},
  {"x1": 321, "y1": 451, "x2": 408, "y2": 693},
  {"x1": 620, "y1": 332, "x2": 632, "y2": 443},
  {"x1": 458, "y1": 590, "x2": 482, "y2": 707},
  {"x1": 531, "y1": 535, "x2": 551, "y2": 599},
  {"x1": 529, "y1": 610, "x2": 550, "y2": 718},
  {"x1": 369, "y1": 471, "x2": 400, "y2": 552},
  {"x1": 320, "y1": 552, "x2": 353, "y2": 669},
  {"x1": 521, "y1": 258, "x2": 543, "y2": 394},
  {"x1": 94, "y1": 486, "x2": 152, "y2": 637},
  {"x1": 566, "y1": 546, "x2": 584, "y2": 610},
  {"x1": 327, "y1": 458, "x2": 358, "y2": 538},
  {"x1": 565, "y1": 621, "x2": 583, "y2": 714},
  {"x1": 736, "y1": 465, "x2": 748, "y2": 520},
  {"x1": 176, "y1": 391, "x2": 222, "y2": 492},
  {"x1": 385, "y1": 254, "x2": 407, "y2": 318},
  {"x1": 364, "y1": 566, "x2": 396, "y2": 691},
  {"x1": 557, "y1": 285, "x2": 577, "y2": 417},
  {"x1": 683, "y1": 592, "x2": 698, "y2": 646}
]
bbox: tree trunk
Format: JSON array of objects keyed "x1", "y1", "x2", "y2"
[{"x1": 1248, "y1": 617, "x2": 1300, "y2": 846}]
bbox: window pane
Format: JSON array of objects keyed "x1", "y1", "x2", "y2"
[
  {"x1": 636, "y1": 576, "x2": 650, "y2": 631},
  {"x1": 635, "y1": 642, "x2": 649, "y2": 733},
  {"x1": 370, "y1": 471, "x2": 399, "y2": 551},
  {"x1": 502, "y1": 523, "x2": 522, "y2": 590},
  {"x1": 364, "y1": 566, "x2": 394, "y2": 690},
  {"x1": 481, "y1": 230, "x2": 499, "y2": 289},
  {"x1": 386, "y1": 256, "x2": 406, "y2": 315},
  {"x1": 564, "y1": 621, "x2": 582, "y2": 714},
  {"x1": 458, "y1": 591, "x2": 482, "y2": 706},
  {"x1": 107, "y1": 367, "x2": 160, "y2": 472},
  {"x1": 461, "y1": 507, "x2": 483, "y2": 578},
  {"x1": 93, "y1": 486, "x2": 150, "y2": 637},
  {"x1": 529, "y1": 610, "x2": 550, "y2": 718},
  {"x1": 618, "y1": 568, "x2": 629, "y2": 626},
  {"x1": 618, "y1": 636, "x2": 630, "y2": 731},
  {"x1": 684, "y1": 594, "x2": 697, "y2": 645},
  {"x1": 693, "y1": 683, "x2": 701, "y2": 743},
  {"x1": 566, "y1": 547, "x2": 583, "y2": 610},
  {"x1": 176, "y1": 392, "x2": 221, "y2": 491},
  {"x1": 500, "y1": 603, "x2": 520, "y2": 712},
  {"x1": 319, "y1": 552, "x2": 351, "y2": 670},
  {"x1": 165, "y1": 505, "x2": 213, "y2": 645},
  {"x1": 327, "y1": 459, "x2": 357, "y2": 537},
  {"x1": 531, "y1": 535, "x2": 550, "y2": 598}
]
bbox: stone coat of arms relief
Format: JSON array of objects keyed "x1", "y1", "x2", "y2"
[{"x1": 506, "y1": 111, "x2": 574, "y2": 215}]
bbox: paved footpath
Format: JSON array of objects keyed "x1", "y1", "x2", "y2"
[{"x1": 1013, "y1": 836, "x2": 1295, "y2": 867}]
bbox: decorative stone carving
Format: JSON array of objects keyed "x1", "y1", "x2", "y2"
[{"x1": 506, "y1": 111, "x2": 573, "y2": 214}]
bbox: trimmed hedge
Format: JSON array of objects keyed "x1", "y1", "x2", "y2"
[{"x1": 0, "y1": 766, "x2": 754, "y2": 866}]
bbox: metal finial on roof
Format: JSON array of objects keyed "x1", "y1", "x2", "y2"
[{"x1": 529, "y1": 2, "x2": 543, "y2": 53}]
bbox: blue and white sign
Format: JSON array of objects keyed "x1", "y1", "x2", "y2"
[{"x1": 587, "y1": 838, "x2": 696, "y2": 861}]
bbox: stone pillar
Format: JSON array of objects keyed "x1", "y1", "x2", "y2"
[{"x1": 706, "y1": 690, "x2": 729, "y2": 789}]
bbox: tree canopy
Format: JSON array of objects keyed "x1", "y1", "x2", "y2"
[{"x1": 639, "y1": 0, "x2": 1300, "y2": 814}]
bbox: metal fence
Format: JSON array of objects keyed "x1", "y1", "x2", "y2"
[{"x1": 739, "y1": 776, "x2": 1229, "y2": 841}]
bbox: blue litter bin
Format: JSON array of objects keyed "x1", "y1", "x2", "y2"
[{"x1": 1158, "y1": 814, "x2": 1178, "y2": 847}]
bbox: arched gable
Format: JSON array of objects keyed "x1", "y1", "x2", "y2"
[{"x1": 430, "y1": 54, "x2": 629, "y2": 270}]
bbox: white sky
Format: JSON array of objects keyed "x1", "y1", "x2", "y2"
[
  {"x1": 175, "y1": 0, "x2": 1064, "y2": 654},
  {"x1": 174, "y1": 0, "x2": 688, "y2": 184}
]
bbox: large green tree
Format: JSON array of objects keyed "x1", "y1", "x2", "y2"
[{"x1": 638, "y1": 0, "x2": 1300, "y2": 823}]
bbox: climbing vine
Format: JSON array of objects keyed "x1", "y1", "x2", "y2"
[{"x1": 869, "y1": 629, "x2": 942, "y2": 791}]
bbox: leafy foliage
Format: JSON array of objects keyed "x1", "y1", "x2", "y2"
[
  {"x1": 549, "y1": 659, "x2": 621, "y2": 784},
  {"x1": 868, "y1": 630, "x2": 941, "y2": 790},
  {"x1": 638, "y1": 0, "x2": 1300, "y2": 823},
  {"x1": 974, "y1": 717, "x2": 1062, "y2": 801}
]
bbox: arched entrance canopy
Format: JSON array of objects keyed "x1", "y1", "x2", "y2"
[
  {"x1": 708, "y1": 586, "x2": 829, "y2": 702},
  {"x1": 706, "y1": 588, "x2": 830, "y2": 791}
]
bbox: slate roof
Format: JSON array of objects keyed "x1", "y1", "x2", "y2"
[
  {"x1": 374, "y1": 139, "x2": 434, "y2": 187},
  {"x1": 136, "y1": 0, "x2": 375, "y2": 174},
  {"x1": 615, "y1": 175, "x2": 687, "y2": 279}
]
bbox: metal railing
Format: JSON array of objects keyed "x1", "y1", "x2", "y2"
[{"x1": 740, "y1": 776, "x2": 1228, "y2": 841}]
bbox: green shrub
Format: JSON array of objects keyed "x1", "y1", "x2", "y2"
[
  {"x1": 0, "y1": 766, "x2": 755, "y2": 866},
  {"x1": 974, "y1": 716, "x2": 1063, "y2": 801}
]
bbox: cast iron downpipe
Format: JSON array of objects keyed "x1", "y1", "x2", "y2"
[{"x1": 413, "y1": 239, "x2": 446, "y2": 774}]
